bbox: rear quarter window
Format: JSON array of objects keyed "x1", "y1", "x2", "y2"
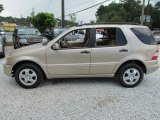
[{"x1": 131, "y1": 27, "x2": 156, "y2": 45}]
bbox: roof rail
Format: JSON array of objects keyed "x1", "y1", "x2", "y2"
[{"x1": 79, "y1": 22, "x2": 140, "y2": 26}]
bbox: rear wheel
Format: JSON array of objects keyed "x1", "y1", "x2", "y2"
[
  {"x1": 117, "y1": 63, "x2": 144, "y2": 88},
  {"x1": 15, "y1": 63, "x2": 44, "y2": 88}
]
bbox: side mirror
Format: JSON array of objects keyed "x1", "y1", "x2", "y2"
[{"x1": 52, "y1": 43, "x2": 61, "y2": 50}]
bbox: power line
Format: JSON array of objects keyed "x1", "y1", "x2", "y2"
[
  {"x1": 57, "y1": 0, "x2": 109, "y2": 18},
  {"x1": 54, "y1": 0, "x2": 93, "y2": 14}
]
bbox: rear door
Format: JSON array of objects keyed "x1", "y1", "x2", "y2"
[{"x1": 90, "y1": 27, "x2": 131, "y2": 75}]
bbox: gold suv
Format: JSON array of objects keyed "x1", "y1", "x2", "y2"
[{"x1": 4, "y1": 25, "x2": 159, "y2": 88}]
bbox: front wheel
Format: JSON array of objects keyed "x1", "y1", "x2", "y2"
[
  {"x1": 117, "y1": 63, "x2": 144, "y2": 88},
  {"x1": 15, "y1": 64, "x2": 44, "y2": 88}
]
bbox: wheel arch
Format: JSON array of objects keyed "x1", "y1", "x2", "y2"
[
  {"x1": 12, "y1": 60, "x2": 46, "y2": 78},
  {"x1": 115, "y1": 60, "x2": 146, "y2": 74}
]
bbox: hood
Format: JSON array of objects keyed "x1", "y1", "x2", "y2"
[
  {"x1": 10, "y1": 43, "x2": 46, "y2": 57},
  {"x1": 18, "y1": 34, "x2": 43, "y2": 39}
]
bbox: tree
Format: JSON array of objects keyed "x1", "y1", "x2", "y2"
[
  {"x1": 0, "y1": 4, "x2": 4, "y2": 13},
  {"x1": 31, "y1": 8, "x2": 35, "y2": 18},
  {"x1": 68, "y1": 13, "x2": 76, "y2": 26},
  {"x1": 31, "y1": 12, "x2": 56, "y2": 32},
  {"x1": 151, "y1": 1, "x2": 160, "y2": 28},
  {"x1": 121, "y1": 0, "x2": 141, "y2": 22},
  {"x1": 96, "y1": 2, "x2": 125, "y2": 23},
  {"x1": 96, "y1": 0, "x2": 142, "y2": 23}
]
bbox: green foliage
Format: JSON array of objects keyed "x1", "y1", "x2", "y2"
[
  {"x1": 96, "y1": 0, "x2": 160, "y2": 28},
  {"x1": 96, "y1": 3, "x2": 126, "y2": 23},
  {"x1": 30, "y1": 8, "x2": 35, "y2": 18},
  {"x1": 151, "y1": 1, "x2": 160, "y2": 28},
  {"x1": 96, "y1": 1, "x2": 141, "y2": 23},
  {"x1": 0, "y1": 4, "x2": 4, "y2": 13},
  {"x1": 31, "y1": 12, "x2": 56, "y2": 32},
  {"x1": 68, "y1": 13, "x2": 76, "y2": 26}
]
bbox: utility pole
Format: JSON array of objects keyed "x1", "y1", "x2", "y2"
[
  {"x1": 61, "y1": 0, "x2": 65, "y2": 28},
  {"x1": 141, "y1": 0, "x2": 145, "y2": 25}
]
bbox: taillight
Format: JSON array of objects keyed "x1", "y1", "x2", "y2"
[{"x1": 152, "y1": 50, "x2": 159, "y2": 60}]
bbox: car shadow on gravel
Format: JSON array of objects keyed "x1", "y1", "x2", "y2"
[{"x1": 42, "y1": 78, "x2": 119, "y2": 87}]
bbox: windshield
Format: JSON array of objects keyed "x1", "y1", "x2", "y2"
[
  {"x1": 153, "y1": 31, "x2": 160, "y2": 36},
  {"x1": 18, "y1": 28, "x2": 41, "y2": 35},
  {"x1": 43, "y1": 28, "x2": 68, "y2": 46},
  {"x1": 54, "y1": 28, "x2": 67, "y2": 36}
]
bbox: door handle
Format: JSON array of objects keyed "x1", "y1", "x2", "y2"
[
  {"x1": 81, "y1": 50, "x2": 90, "y2": 54},
  {"x1": 119, "y1": 49, "x2": 128, "y2": 52}
]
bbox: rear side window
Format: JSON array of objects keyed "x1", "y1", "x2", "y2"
[
  {"x1": 116, "y1": 28, "x2": 127, "y2": 46},
  {"x1": 131, "y1": 27, "x2": 156, "y2": 45},
  {"x1": 94, "y1": 27, "x2": 127, "y2": 47}
]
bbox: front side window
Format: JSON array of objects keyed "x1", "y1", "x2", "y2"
[
  {"x1": 56, "y1": 28, "x2": 90, "y2": 49},
  {"x1": 95, "y1": 27, "x2": 127, "y2": 47}
]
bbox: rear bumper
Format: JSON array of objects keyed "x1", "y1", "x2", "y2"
[
  {"x1": 144, "y1": 60, "x2": 159, "y2": 74},
  {"x1": 4, "y1": 64, "x2": 12, "y2": 77}
]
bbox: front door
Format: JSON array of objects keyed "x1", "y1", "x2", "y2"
[{"x1": 46, "y1": 28, "x2": 92, "y2": 76}]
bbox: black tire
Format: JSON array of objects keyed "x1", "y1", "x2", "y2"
[
  {"x1": 13, "y1": 43, "x2": 19, "y2": 49},
  {"x1": 15, "y1": 63, "x2": 44, "y2": 89},
  {"x1": 116, "y1": 63, "x2": 144, "y2": 88},
  {"x1": 0, "y1": 46, "x2": 5, "y2": 58},
  {"x1": 13, "y1": 44, "x2": 17, "y2": 49}
]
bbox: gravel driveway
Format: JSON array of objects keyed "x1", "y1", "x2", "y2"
[{"x1": 0, "y1": 46, "x2": 160, "y2": 120}]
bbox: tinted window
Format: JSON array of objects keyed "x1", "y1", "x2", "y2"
[
  {"x1": 116, "y1": 28, "x2": 127, "y2": 46},
  {"x1": 131, "y1": 28, "x2": 156, "y2": 45}
]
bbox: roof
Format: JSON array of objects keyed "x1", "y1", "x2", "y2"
[{"x1": 67, "y1": 24, "x2": 147, "y2": 31}]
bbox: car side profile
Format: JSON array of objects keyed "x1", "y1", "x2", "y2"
[{"x1": 4, "y1": 24, "x2": 159, "y2": 88}]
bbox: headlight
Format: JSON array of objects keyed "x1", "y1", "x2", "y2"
[
  {"x1": 19, "y1": 38, "x2": 27, "y2": 43},
  {"x1": 42, "y1": 38, "x2": 48, "y2": 43},
  {"x1": 43, "y1": 38, "x2": 48, "y2": 41}
]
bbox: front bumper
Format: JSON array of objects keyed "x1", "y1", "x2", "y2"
[{"x1": 4, "y1": 64, "x2": 12, "y2": 77}]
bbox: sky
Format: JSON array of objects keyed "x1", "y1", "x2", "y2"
[{"x1": 0, "y1": 0, "x2": 158, "y2": 23}]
